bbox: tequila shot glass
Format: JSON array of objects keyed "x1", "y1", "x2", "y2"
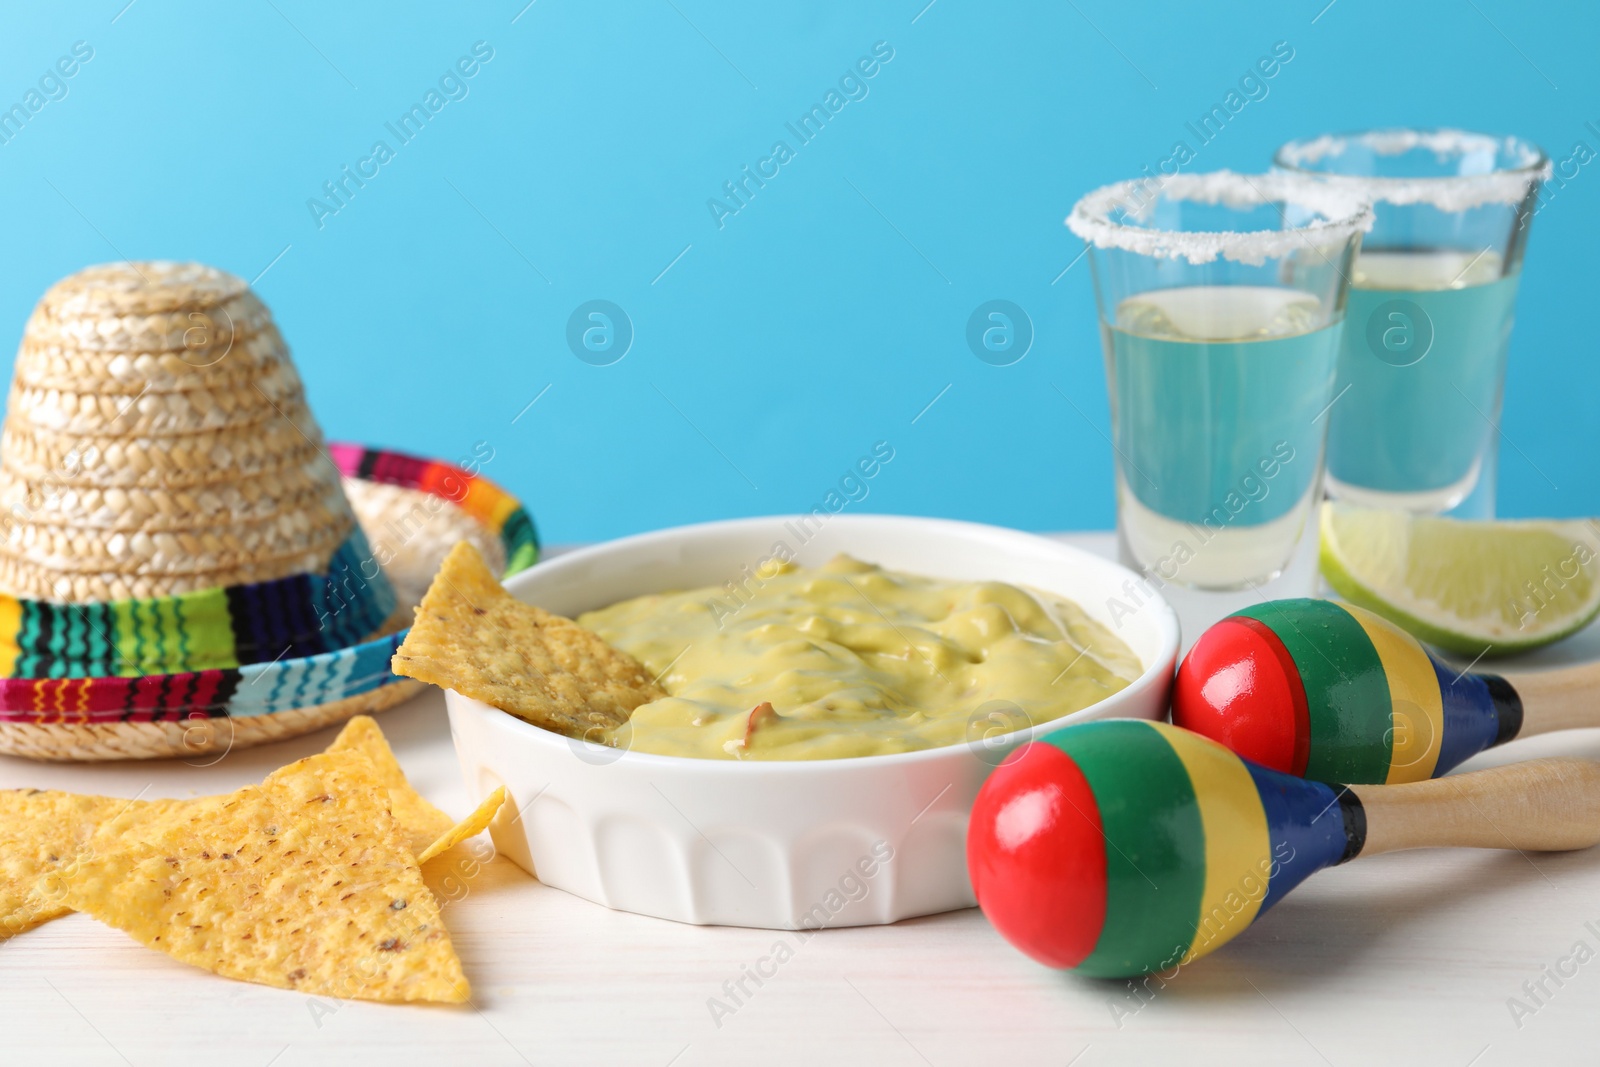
[
  {"x1": 1274, "y1": 130, "x2": 1547, "y2": 517},
  {"x1": 1069, "y1": 171, "x2": 1371, "y2": 589}
]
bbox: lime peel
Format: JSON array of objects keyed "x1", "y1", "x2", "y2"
[{"x1": 1318, "y1": 502, "x2": 1600, "y2": 657}]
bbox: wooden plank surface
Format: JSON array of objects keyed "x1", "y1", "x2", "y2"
[{"x1": 3, "y1": 534, "x2": 1598, "y2": 1066}]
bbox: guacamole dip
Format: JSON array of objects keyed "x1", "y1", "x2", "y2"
[{"x1": 577, "y1": 555, "x2": 1140, "y2": 761}]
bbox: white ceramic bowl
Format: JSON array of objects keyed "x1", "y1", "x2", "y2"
[{"x1": 446, "y1": 514, "x2": 1179, "y2": 929}]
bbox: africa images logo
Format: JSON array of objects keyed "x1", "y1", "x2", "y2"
[
  {"x1": 0, "y1": 40, "x2": 95, "y2": 147},
  {"x1": 306, "y1": 41, "x2": 496, "y2": 229}
]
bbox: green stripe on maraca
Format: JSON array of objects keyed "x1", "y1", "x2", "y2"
[
  {"x1": 1039, "y1": 720, "x2": 1207, "y2": 977},
  {"x1": 1233, "y1": 599, "x2": 1394, "y2": 783},
  {"x1": 971, "y1": 720, "x2": 1362, "y2": 976}
]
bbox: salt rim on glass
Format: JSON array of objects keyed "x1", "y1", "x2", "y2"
[
  {"x1": 1274, "y1": 128, "x2": 1551, "y2": 212},
  {"x1": 1065, "y1": 169, "x2": 1374, "y2": 267}
]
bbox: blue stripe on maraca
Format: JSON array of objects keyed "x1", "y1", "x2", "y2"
[
  {"x1": 1483, "y1": 674, "x2": 1526, "y2": 746},
  {"x1": 1432, "y1": 655, "x2": 1504, "y2": 776},
  {"x1": 1244, "y1": 761, "x2": 1351, "y2": 911}
]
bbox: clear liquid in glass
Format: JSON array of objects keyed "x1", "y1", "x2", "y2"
[
  {"x1": 1325, "y1": 249, "x2": 1518, "y2": 516},
  {"x1": 1105, "y1": 285, "x2": 1341, "y2": 589}
]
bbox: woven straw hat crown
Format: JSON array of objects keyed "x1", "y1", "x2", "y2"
[{"x1": 0, "y1": 261, "x2": 357, "y2": 603}]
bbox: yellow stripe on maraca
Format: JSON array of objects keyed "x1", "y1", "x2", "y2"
[
  {"x1": 1341, "y1": 604, "x2": 1445, "y2": 784},
  {"x1": 1154, "y1": 723, "x2": 1272, "y2": 964}
]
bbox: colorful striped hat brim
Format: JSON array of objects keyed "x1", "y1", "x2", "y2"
[
  {"x1": 0, "y1": 528, "x2": 395, "y2": 679},
  {"x1": 0, "y1": 444, "x2": 537, "y2": 724}
]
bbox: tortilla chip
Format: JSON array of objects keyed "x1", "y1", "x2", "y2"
[
  {"x1": 325, "y1": 716, "x2": 453, "y2": 856},
  {"x1": 418, "y1": 787, "x2": 506, "y2": 864},
  {"x1": 0, "y1": 718, "x2": 442, "y2": 940},
  {"x1": 392, "y1": 541, "x2": 665, "y2": 739},
  {"x1": 62, "y1": 750, "x2": 469, "y2": 1004},
  {"x1": 0, "y1": 790, "x2": 183, "y2": 939}
]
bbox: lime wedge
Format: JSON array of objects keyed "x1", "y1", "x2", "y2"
[{"x1": 1319, "y1": 502, "x2": 1600, "y2": 657}]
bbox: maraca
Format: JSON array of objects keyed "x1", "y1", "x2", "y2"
[
  {"x1": 1172, "y1": 597, "x2": 1600, "y2": 785},
  {"x1": 967, "y1": 719, "x2": 1600, "y2": 978}
]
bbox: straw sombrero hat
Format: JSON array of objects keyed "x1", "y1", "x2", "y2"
[{"x1": 0, "y1": 262, "x2": 537, "y2": 761}]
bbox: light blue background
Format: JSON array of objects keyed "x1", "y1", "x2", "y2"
[{"x1": 1, "y1": 0, "x2": 1594, "y2": 544}]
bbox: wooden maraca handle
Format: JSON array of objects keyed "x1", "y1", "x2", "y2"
[
  {"x1": 1351, "y1": 757, "x2": 1600, "y2": 856},
  {"x1": 1503, "y1": 660, "x2": 1600, "y2": 737}
]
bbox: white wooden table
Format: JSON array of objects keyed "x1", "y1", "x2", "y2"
[{"x1": 4, "y1": 533, "x2": 1598, "y2": 1066}]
